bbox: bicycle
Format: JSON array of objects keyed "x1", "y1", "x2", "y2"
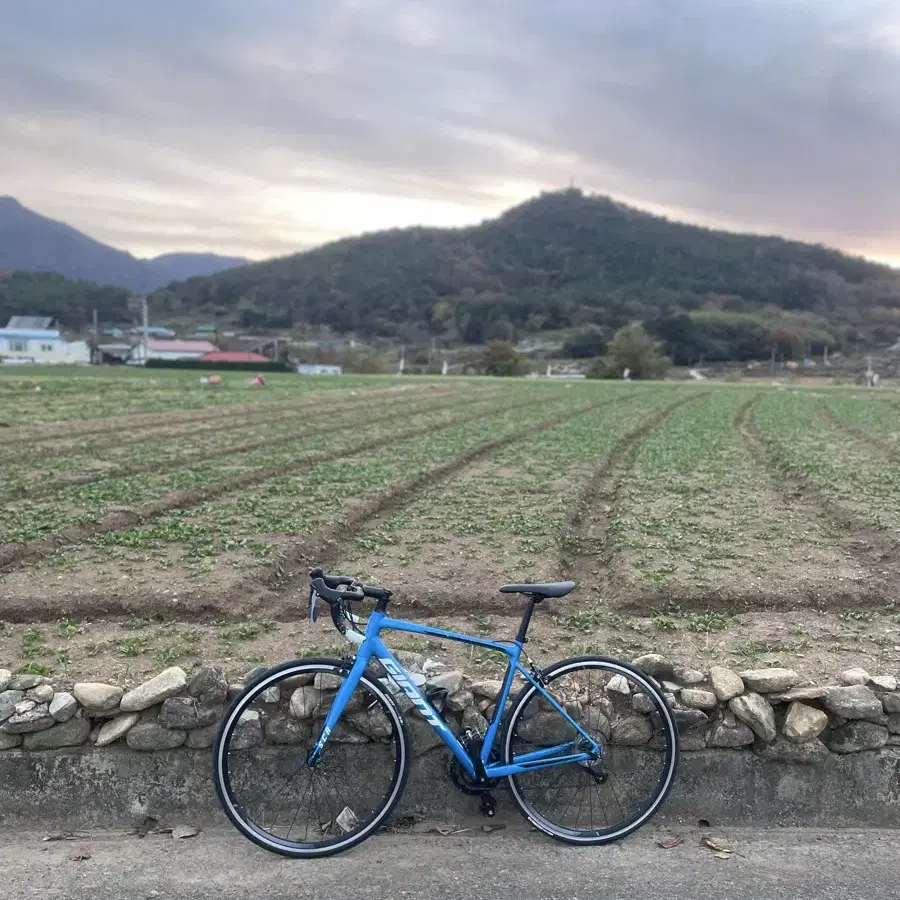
[{"x1": 213, "y1": 568, "x2": 679, "y2": 857}]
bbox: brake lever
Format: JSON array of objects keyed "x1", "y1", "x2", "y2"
[
  {"x1": 334, "y1": 588, "x2": 367, "y2": 643},
  {"x1": 330, "y1": 596, "x2": 349, "y2": 634}
]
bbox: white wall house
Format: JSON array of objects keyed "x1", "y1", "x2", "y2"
[
  {"x1": 296, "y1": 363, "x2": 343, "y2": 375},
  {"x1": 128, "y1": 338, "x2": 218, "y2": 365},
  {"x1": 0, "y1": 317, "x2": 90, "y2": 365}
]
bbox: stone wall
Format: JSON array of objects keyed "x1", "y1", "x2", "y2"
[{"x1": 1, "y1": 652, "x2": 899, "y2": 759}]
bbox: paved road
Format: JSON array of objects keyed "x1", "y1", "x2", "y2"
[{"x1": 1, "y1": 823, "x2": 895, "y2": 900}]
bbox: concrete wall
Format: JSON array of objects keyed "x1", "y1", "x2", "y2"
[{"x1": 1, "y1": 746, "x2": 898, "y2": 830}]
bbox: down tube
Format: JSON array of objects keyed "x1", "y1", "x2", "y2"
[{"x1": 371, "y1": 636, "x2": 476, "y2": 777}]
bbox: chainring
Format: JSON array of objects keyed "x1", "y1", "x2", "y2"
[{"x1": 446, "y1": 735, "x2": 501, "y2": 795}]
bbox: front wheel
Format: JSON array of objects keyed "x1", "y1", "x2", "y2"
[
  {"x1": 502, "y1": 655, "x2": 679, "y2": 845},
  {"x1": 213, "y1": 658, "x2": 411, "y2": 858}
]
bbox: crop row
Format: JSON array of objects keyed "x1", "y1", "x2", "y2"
[
  {"x1": 76, "y1": 393, "x2": 600, "y2": 568},
  {"x1": 0, "y1": 381, "x2": 450, "y2": 450},
  {"x1": 819, "y1": 393, "x2": 900, "y2": 453},
  {"x1": 0, "y1": 386, "x2": 486, "y2": 497},
  {"x1": 335, "y1": 386, "x2": 689, "y2": 589},
  {"x1": 610, "y1": 389, "x2": 863, "y2": 604},
  {"x1": 0, "y1": 392, "x2": 555, "y2": 547},
  {"x1": 0, "y1": 369, "x2": 387, "y2": 426},
  {"x1": 752, "y1": 391, "x2": 900, "y2": 533}
]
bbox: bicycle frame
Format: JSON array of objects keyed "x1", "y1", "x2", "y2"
[{"x1": 310, "y1": 609, "x2": 601, "y2": 779}]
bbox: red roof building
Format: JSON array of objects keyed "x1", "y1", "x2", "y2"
[
  {"x1": 129, "y1": 338, "x2": 219, "y2": 365},
  {"x1": 198, "y1": 350, "x2": 271, "y2": 363},
  {"x1": 148, "y1": 339, "x2": 218, "y2": 354}
]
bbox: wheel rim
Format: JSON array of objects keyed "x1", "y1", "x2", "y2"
[
  {"x1": 215, "y1": 663, "x2": 407, "y2": 854},
  {"x1": 505, "y1": 660, "x2": 678, "y2": 842}
]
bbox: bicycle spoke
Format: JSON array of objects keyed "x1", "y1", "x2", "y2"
[
  {"x1": 506, "y1": 660, "x2": 677, "y2": 842},
  {"x1": 605, "y1": 768, "x2": 631, "y2": 824},
  {"x1": 215, "y1": 663, "x2": 408, "y2": 855},
  {"x1": 252, "y1": 762, "x2": 308, "y2": 826},
  {"x1": 588, "y1": 769, "x2": 595, "y2": 831},
  {"x1": 285, "y1": 770, "x2": 313, "y2": 842}
]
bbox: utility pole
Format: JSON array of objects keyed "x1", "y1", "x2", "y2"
[
  {"x1": 92, "y1": 308, "x2": 98, "y2": 335},
  {"x1": 127, "y1": 294, "x2": 150, "y2": 363},
  {"x1": 141, "y1": 295, "x2": 149, "y2": 362}
]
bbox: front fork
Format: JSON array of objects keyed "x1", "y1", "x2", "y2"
[{"x1": 306, "y1": 651, "x2": 367, "y2": 767}]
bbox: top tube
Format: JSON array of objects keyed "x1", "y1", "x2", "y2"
[{"x1": 378, "y1": 615, "x2": 523, "y2": 655}]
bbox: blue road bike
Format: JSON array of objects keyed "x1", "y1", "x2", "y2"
[{"x1": 213, "y1": 568, "x2": 679, "y2": 857}]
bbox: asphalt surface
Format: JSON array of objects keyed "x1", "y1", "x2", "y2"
[{"x1": 1, "y1": 822, "x2": 896, "y2": 900}]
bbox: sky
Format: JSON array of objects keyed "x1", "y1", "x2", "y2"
[{"x1": 1, "y1": 0, "x2": 899, "y2": 265}]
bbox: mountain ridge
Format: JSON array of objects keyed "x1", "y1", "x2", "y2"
[
  {"x1": 5, "y1": 189, "x2": 900, "y2": 362},
  {"x1": 0, "y1": 197, "x2": 247, "y2": 291},
  {"x1": 153, "y1": 189, "x2": 900, "y2": 359}
]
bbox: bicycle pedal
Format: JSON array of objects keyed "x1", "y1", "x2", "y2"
[{"x1": 479, "y1": 794, "x2": 496, "y2": 818}]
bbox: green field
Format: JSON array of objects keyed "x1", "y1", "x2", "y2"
[{"x1": 1, "y1": 367, "x2": 899, "y2": 684}]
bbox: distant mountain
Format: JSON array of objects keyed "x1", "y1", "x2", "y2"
[
  {"x1": 147, "y1": 252, "x2": 247, "y2": 283},
  {"x1": 0, "y1": 197, "x2": 248, "y2": 291},
  {"x1": 0, "y1": 197, "x2": 157, "y2": 292},
  {"x1": 156, "y1": 189, "x2": 900, "y2": 361}
]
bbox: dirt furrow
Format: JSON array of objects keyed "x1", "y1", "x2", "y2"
[
  {"x1": 817, "y1": 403, "x2": 897, "y2": 460},
  {"x1": 738, "y1": 395, "x2": 900, "y2": 605},
  {"x1": 224, "y1": 401, "x2": 602, "y2": 619},
  {"x1": 556, "y1": 391, "x2": 707, "y2": 603},
  {"x1": 0, "y1": 397, "x2": 546, "y2": 574},
  {"x1": 0, "y1": 399, "x2": 596, "y2": 622},
  {"x1": 0, "y1": 383, "x2": 459, "y2": 448},
  {"x1": 0, "y1": 390, "x2": 485, "y2": 503}
]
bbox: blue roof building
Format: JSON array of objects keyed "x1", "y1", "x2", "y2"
[{"x1": 0, "y1": 317, "x2": 89, "y2": 364}]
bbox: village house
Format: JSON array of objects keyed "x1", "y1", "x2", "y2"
[
  {"x1": 0, "y1": 316, "x2": 90, "y2": 364},
  {"x1": 127, "y1": 338, "x2": 218, "y2": 365},
  {"x1": 296, "y1": 363, "x2": 343, "y2": 375}
]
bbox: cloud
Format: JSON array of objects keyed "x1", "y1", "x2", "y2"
[{"x1": 1, "y1": 0, "x2": 898, "y2": 264}]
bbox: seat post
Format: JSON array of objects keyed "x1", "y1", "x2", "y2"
[{"x1": 515, "y1": 595, "x2": 540, "y2": 644}]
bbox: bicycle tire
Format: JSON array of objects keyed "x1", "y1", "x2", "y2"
[
  {"x1": 502, "y1": 655, "x2": 679, "y2": 845},
  {"x1": 213, "y1": 658, "x2": 411, "y2": 858}
]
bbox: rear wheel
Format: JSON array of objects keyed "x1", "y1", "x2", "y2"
[
  {"x1": 502, "y1": 656, "x2": 678, "y2": 844},
  {"x1": 213, "y1": 658, "x2": 411, "y2": 858}
]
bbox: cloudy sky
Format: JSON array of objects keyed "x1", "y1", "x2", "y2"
[{"x1": 2, "y1": 0, "x2": 899, "y2": 264}]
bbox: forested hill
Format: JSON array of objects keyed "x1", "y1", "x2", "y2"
[
  {"x1": 0, "y1": 271, "x2": 131, "y2": 331},
  {"x1": 155, "y1": 189, "x2": 900, "y2": 359}
]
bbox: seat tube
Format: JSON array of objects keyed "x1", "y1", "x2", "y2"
[{"x1": 515, "y1": 597, "x2": 538, "y2": 644}]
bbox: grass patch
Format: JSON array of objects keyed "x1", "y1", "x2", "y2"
[
  {"x1": 116, "y1": 637, "x2": 152, "y2": 658},
  {"x1": 21, "y1": 628, "x2": 46, "y2": 659},
  {"x1": 682, "y1": 612, "x2": 731, "y2": 634},
  {"x1": 221, "y1": 616, "x2": 276, "y2": 643}
]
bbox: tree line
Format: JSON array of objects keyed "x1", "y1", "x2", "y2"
[{"x1": 0, "y1": 271, "x2": 131, "y2": 330}]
